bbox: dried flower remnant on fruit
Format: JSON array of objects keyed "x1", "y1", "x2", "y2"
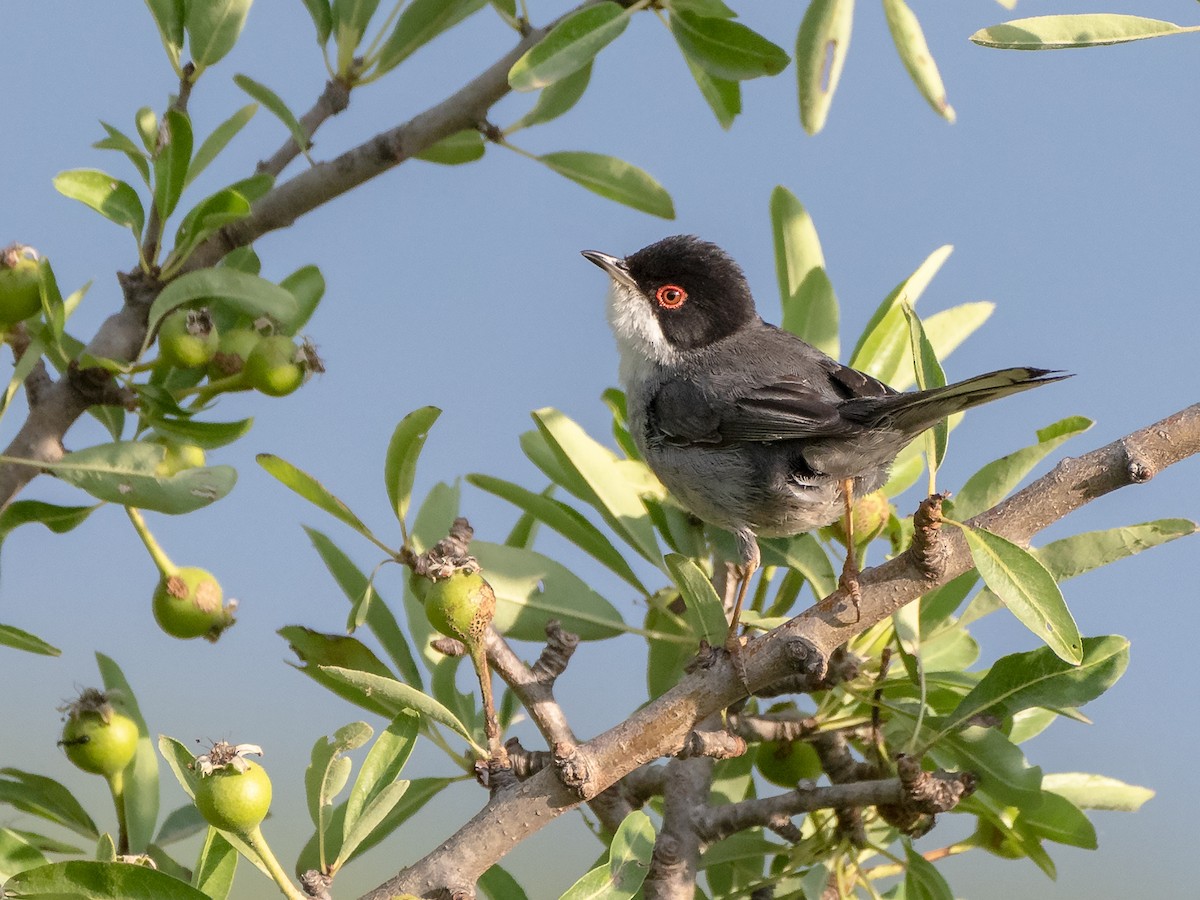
[
  {"x1": 299, "y1": 337, "x2": 325, "y2": 375},
  {"x1": 1, "y1": 243, "x2": 39, "y2": 269},
  {"x1": 411, "y1": 517, "x2": 480, "y2": 581},
  {"x1": 57, "y1": 687, "x2": 122, "y2": 724},
  {"x1": 193, "y1": 740, "x2": 264, "y2": 776}
]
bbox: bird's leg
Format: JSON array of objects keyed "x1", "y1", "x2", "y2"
[
  {"x1": 726, "y1": 532, "x2": 760, "y2": 651},
  {"x1": 839, "y1": 477, "x2": 862, "y2": 622}
]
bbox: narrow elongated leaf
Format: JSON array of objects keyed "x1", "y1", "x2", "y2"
[
  {"x1": 467, "y1": 473, "x2": 647, "y2": 593},
  {"x1": 282, "y1": 626, "x2": 401, "y2": 717},
  {"x1": 372, "y1": 0, "x2": 486, "y2": 74},
  {"x1": 300, "y1": 0, "x2": 333, "y2": 44},
  {"x1": 971, "y1": 14, "x2": 1186, "y2": 50},
  {"x1": 946, "y1": 636, "x2": 1127, "y2": 735},
  {"x1": 0, "y1": 770, "x2": 98, "y2": 839},
  {"x1": 154, "y1": 109, "x2": 192, "y2": 220},
  {"x1": 479, "y1": 865, "x2": 529, "y2": 900},
  {"x1": 0, "y1": 828, "x2": 48, "y2": 882},
  {"x1": 927, "y1": 725, "x2": 1043, "y2": 809},
  {"x1": 96, "y1": 654, "x2": 159, "y2": 854},
  {"x1": 848, "y1": 245, "x2": 952, "y2": 381},
  {"x1": 1022, "y1": 790, "x2": 1096, "y2": 848},
  {"x1": 186, "y1": 0, "x2": 253, "y2": 72},
  {"x1": 333, "y1": 0, "x2": 383, "y2": 70},
  {"x1": 561, "y1": 811, "x2": 654, "y2": 899},
  {"x1": 670, "y1": 10, "x2": 790, "y2": 81},
  {"x1": 904, "y1": 842, "x2": 954, "y2": 900},
  {"x1": 144, "y1": 0, "x2": 186, "y2": 70},
  {"x1": 414, "y1": 130, "x2": 485, "y2": 165},
  {"x1": 278, "y1": 265, "x2": 325, "y2": 333},
  {"x1": 795, "y1": 0, "x2": 854, "y2": 134},
  {"x1": 148, "y1": 416, "x2": 253, "y2": 450},
  {"x1": 961, "y1": 525, "x2": 1082, "y2": 662},
  {"x1": 233, "y1": 75, "x2": 310, "y2": 160},
  {"x1": 1041, "y1": 773, "x2": 1154, "y2": 812},
  {"x1": 0, "y1": 624, "x2": 60, "y2": 657},
  {"x1": 256, "y1": 454, "x2": 382, "y2": 545},
  {"x1": 0, "y1": 500, "x2": 98, "y2": 547},
  {"x1": 473, "y1": 541, "x2": 625, "y2": 640},
  {"x1": 664, "y1": 554, "x2": 728, "y2": 646},
  {"x1": 920, "y1": 301, "x2": 994, "y2": 372},
  {"x1": 953, "y1": 417, "x2": 1092, "y2": 519},
  {"x1": 385, "y1": 407, "x2": 441, "y2": 535},
  {"x1": 531, "y1": 408, "x2": 661, "y2": 565},
  {"x1": 537, "y1": 152, "x2": 674, "y2": 219},
  {"x1": 683, "y1": 55, "x2": 741, "y2": 129},
  {"x1": 882, "y1": 0, "x2": 955, "y2": 122},
  {"x1": 185, "y1": 104, "x2": 257, "y2": 188},
  {"x1": 319, "y1": 667, "x2": 485, "y2": 754},
  {"x1": 902, "y1": 304, "x2": 947, "y2": 472},
  {"x1": 4, "y1": 859, "x2": 211, "y2": 898},
  {"x1": 143, "y1": 268, "x2": 297, "y2": 353},
  {"x1": 192, "y1": 829, "x2": 237, "y2": 900},
  {"x1": 344, "y1": 712, "x2": 419, "y2": 836},
  {"x1": 94, "y1": 122, "x2": 151, "y2": 184},
  {"x1": 155, "y1": 805, "x2": 206, "y2": 847},
  {"x1": 53, "y1": 170, "x2": 145, "y2": 236},
  {"x1": 758, "y1": 532, "x2": 837, "y2": 599},
  {"x1": 771, "y1": 186, "x2": 839, "y2": 358},
  {"x1": 304, "y1": 528, "x2": 421, "y2": 686},
  {"x1": 170, "y1": 188, "x2": 252, "y2": 264},
  {"x1": 509, "y1": 63, "x2": 593, "y2": 132},
  {"x1": 510, "y1": 2, "x2": 628, "y2": 91},
  {"x1": 306, "y1": 722, "x2": 372, "y2": 868}
]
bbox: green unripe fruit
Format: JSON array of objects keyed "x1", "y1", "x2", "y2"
[
  {"x1": 243, "y1": 335, "x2": 305, "y2": 397},
  {"x1": 972, "y1": 818, "x2": 1025, "y2": 859},
  {"x1": 153, "y1": 566, "x2": 235, "y2": 641},
  {"x1": 194, "y1": 759, "x2": 272, "y2": 832},
  {"x1": 424, "y1": 570, "x2": 496, "y2": 646},
  {"x1": 155, "y1": 440, "x2": 206, "y2": 476},
  {"x1": 60, "y1": 707, "x2": 139, "y2": 777},
  {"x1": 0, "y1": 249, "x2": 42, "y2": 324},
  {"x1": 207, "y1": 327, "x2": 261, "y2": 381},
  {"x1": 821, "y1": 489, "x2": 892, "y2": 548},
  {"x1": 754, "y1": 739, "x2": 822, "y2": 788},
  {"x1": 158, "y1": 308, "x2": 219, "y2": 369}
]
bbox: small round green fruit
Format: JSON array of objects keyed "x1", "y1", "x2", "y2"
[
  {"x1": 158, "y1": 308, "x2": 219, "y2": 369},
  {"x1": 152, "y1": 566, "x2": 235, "y2": 641},
  {"x1": 0, "y1": 246, "x2": 42, "y2": 324},
  {"x1": 155, "y1": 440, "x2": 206, "y2": 476},
  {"x1": 424, "y1": 570, "x2": 496, "y2": 645},
  {"x1": 754, "y1": 739, "x2": 822, "y2": 788},
  {"x1": 207, "y1": 327, "x2": 261, "y2": 381},
  {"x1": 194, "y1": 759, "x2": 272, "y2": 832},
  {"x1": 822, "y1": 489, "x2": 892, "y2": 547},
  {"x1": 60, "y1": 702, "x2": 139, "y2": 778},
  {"x1": 243, "y1": 335, "x2": 304, "y2": 397}
]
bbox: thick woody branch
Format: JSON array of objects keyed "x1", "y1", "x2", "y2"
[{"x1": 360, "y1": 405, "x2": 1200, "y2": 899}]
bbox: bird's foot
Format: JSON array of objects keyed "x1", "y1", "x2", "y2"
[
  {"x1": 724, "y1": 628, "x2": 751, "y2": 693},
  {"x1": 839, "y1": 568, "x2": 862, "y2": 623}
]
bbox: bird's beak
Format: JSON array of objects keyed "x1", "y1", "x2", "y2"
[{"x1": 581, "y1": 250, "x2": 637, "y2": 289}]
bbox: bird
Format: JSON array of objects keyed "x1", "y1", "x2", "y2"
[{"x1": 582, "y1": 235, "x2": 1066, "y2": 644}]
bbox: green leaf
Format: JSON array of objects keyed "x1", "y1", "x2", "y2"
[
  {"x1": 153, "y1": 109, "x2": 192, "y2": 220},
  {"x1": 186, "y1": 104, "x2": 258, "y2": 188},
  {"x1": 509, "y1": 2, "x2": 629, "y2": 92},
  {"x1": 319, "y1": 667, "x2": 486, "y2": 755},
  {"x1": 170, "y1": 188, "x2": 252, "y2": 264},
  {"x1": 473, "y1": 541, "x2": 626, "y2": 640},
  {"x1": 414, "y1": 130, "x2": 486, "y2": 165},
  {"x1": 1021, "y1": 790, "x2": 1096, "y2": 849},
  {"x1": 96, "y1": 654, "x2": 159, "y2": 854},
  {"x1": 758, "y1": 532, "x2": 837, "y2": 600},
  {"x1": 0, "y1": 828, "x2": 48, "y2": 883},
  {"x1": 960, "y1": 525, "x2": 1082, "y2": 663},
  {"x1": 304, "y1": 528, "x2": 422, "y2": 687},
  {"x1": 143, "y1": 268, "x2": 297, "y2": 354},
  {"x1": 186, "y1": 0, "x2": 253, "y2": 72},
  {"x1": 278, "y1": 265, "x2": 325, "y2": 333},
  {"x1": 530, "y1": 408, "x2": 662, "y2": 565},
  {"x1": 300, "y1": 0, "x2": 333, "y2": 44},
  {"x1": 903, "y1": 842, "x2": 953, "y2": 900},
  {"x1": 4, "y1": 860, "x2": 211, "y2": 899},
  {"x1": 0, "y1": 770, "x2": 99, "y2": 840},
  {"x1": 537, "y1": 152, "x2": 674, "y2": 219},
  {"x1": 664, "y1": 554, "x2": 729, "y2": 646},
  {"x1": 1041, "y1": 772, "x2": 1154, "y2": 812},
  {"x1": 339, "y1": 713, "x2": 419, "y2": 865},
  {"x1": 509, "y1": 62, "x2": 593, "y2": 132},
  {"x1": 0, "y1": 624, "x2": 60, "y2": 657},
  {"x1": 94, "y1": 122, "x2": 151, "y2": 185},
  {"x1": 144, "y1": 0, "x2": 186, "y2": 71},
  {"x1": 53, "y1": 169, "x2": 145, "y2": 236},
  {"x1": 848, "y1": 244, "x2": 952, "y2": 382},
  {"x1": 795, "y1": 0, "x2": 854, "y2": 135},
  {"x1": 944, "y1": 636, "x2": 1128, "y2": 733},
  {"x1": 560, "y1": 811, "x2": 654, "y2": 899},
  {"x1": 372, "y1": 0, "x2": 486, "y2": 74},
  {"x1": 384, "y1": 407, "x2": 441, "y2": 538},
  {"x1": 333, "y1": 0, "x2": 384, "y2": 71},
  {"x1": 927, "y1": 725, "x2": 1043, "y2": 809},
  {"x1": 34, "y1": 442, "x2": 235, "y2": 514},
  {"x1": 0, "y1": 500, "x2": 98, "y2": 550},
  {"x1": 135, "y1": 107, "x2": 159, "y2": 154},
  {"x1": 971, "y1": 14, "x2": 1186, "y2": 50},
  {"x1": 479, "y1": 864, "x2": 529, "y2": 900},
  {"x1": 256, "y1": 454, "x2": 381, "y2": 546},
  {"x1": 919, "y1": 301, "x2": 994, "y2": 374},
  {"x1": 882, "y1": 0, "x2": 955, "y2": 122},
  {"x1": 952, "y1": 417, "x2": 1092, "y2": 519},
  {"x1": 282, "y1": 626, "x2": 400, "y2": 717},
  {"x1": 467, "y1": 473, "x2": 648, "y2": 594},
  {"x1": 148, "y1": 416, "x2": 253, "y2": 450},
  {"x1": 192, "y1": 829, "x2": 237, "y2": 900},
  {"x1": 305, "y1": 722, "x2": 372, "y2": 869},
  {"x1": 670, "y1": 10, "x2": 790, "y2": 81},
  {"x1": 233, "y1": 75, "x2": 310, "y2": 161},
  {"x1": 901, "y1": 304, "x2": 947, "y2": 472},
  {"x1": 771, "y1": 186, "x2": 838, "y2": 358},
  {"x1": 682, "y1": 56, "x2": 741, "y2": 129},
  {"x1": 155, "y1": 805, "x2": 206, "y2": 847}
]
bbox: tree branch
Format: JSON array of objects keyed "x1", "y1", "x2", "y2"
[{"x1": 359, "y1": 404, "x2": 1200, "y2": 899}]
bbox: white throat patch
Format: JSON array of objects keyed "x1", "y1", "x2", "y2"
[{"x1": 605, "y1": 281, "x2": 679, "y2": 383}]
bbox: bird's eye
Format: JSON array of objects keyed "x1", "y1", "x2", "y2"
[{"x1": 655, "y1": 284, "x2": 687, "y2": 309}]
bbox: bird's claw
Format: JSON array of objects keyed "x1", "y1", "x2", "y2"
[{"x1": 839, "y1": 569, "x2": 862, "y2": 623}]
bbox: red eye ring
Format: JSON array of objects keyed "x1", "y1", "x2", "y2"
[{"x1": 656, "y1": 284, "x2": 687, "y2": 309}]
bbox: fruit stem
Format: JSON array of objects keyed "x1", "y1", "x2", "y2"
[
  {"x1": 125, "y1": 506, "x2": 178, "y2": 577},
  {"x1": 107, "y1": 768, "x2": 130, "y2": 855},
  {"x1": 470, "y1": 643, "x2": 504, "y2": 764},
  {"x1": 173, "y1": 373, "x2": 245, "y2": 405},
  {"x1": 242, "y1": 824, "x2": 308, "y2": 900}
]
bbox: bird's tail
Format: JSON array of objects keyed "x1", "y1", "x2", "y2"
[{"x1": 844, "y1": 367, "x2": 1070, "y2": 437}]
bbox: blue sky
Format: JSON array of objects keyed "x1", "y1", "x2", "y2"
[{"x1": 2, "y1": 1, "x2": 1198, "y2": 898}]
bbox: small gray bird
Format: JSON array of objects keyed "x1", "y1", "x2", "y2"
[{"x1": 583, "y1": 235, "x2": 1065, "y2": 640}]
